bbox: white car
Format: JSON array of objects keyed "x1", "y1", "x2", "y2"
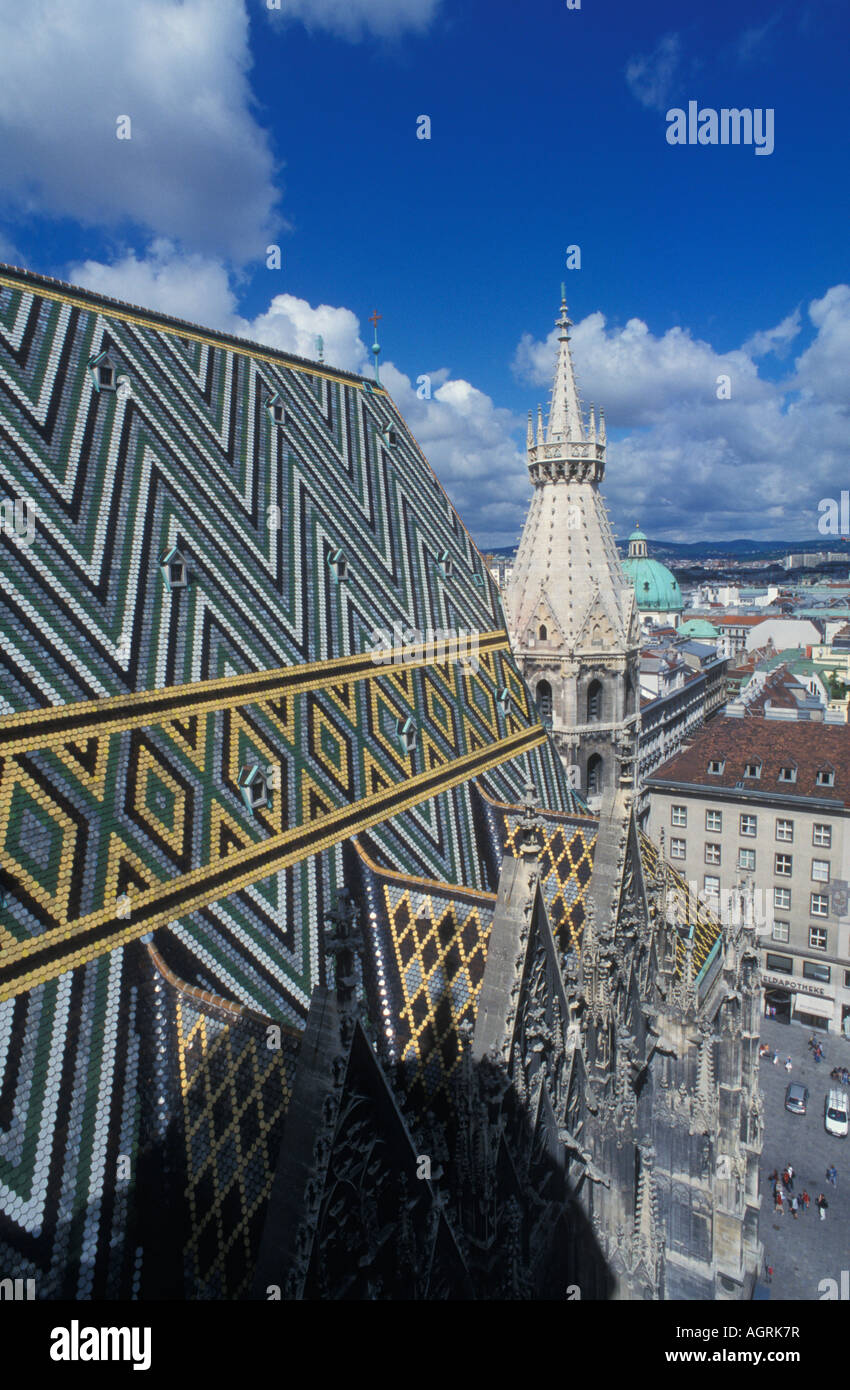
[{"x1": 825, "y1": 1089, "x2": 849, "y2": 1138}]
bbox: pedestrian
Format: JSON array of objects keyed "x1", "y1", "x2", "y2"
[
  {"x1": 790, "y1": 1194, "x2": 799, "y2": 1218},
  {"x1": 782, "y1": 1167, "x2": 793, "y2": 1191},
  {"x1": 773, "y1": 1050, "x2": 779, "y2": 1064},
  {"x1": 809, "y1": 1034, "x2": 817, "y2": 1051},
  {"x1": 785, "y1": 1056, "x2": 792, "y2": 1072},
  {"x1": 817, "y1": 1193, "x2": 829, "y2": 1221},
  {"x1": 827, "y1": 1165, "x2": 838, "y2": 1187},
  {"x1": 774, "y1": 1189, "x2": 784, "y2": 1214},
  {"x1": 802, "y1": 1189, "x2": 811, "y2": 1214},
  {"x1": 766, "y1": 1265, "x2": 774, "y2": 1284},
  {"x1": 768, "y1": 1168, "x2": 779, "y2": 1184}
]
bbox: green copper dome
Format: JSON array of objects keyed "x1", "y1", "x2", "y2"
[
  {"x1": 621, "y1": 523, "x2": 683, "y2": 614},
  {"x1": 678, "y1": 617, "x2": 720, "y2": 639}
]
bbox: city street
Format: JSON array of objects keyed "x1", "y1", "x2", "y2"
[{"x1": 758, "y1": 1016, "x2": 850, "y2": 1301}]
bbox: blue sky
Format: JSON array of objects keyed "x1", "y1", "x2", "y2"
[{"x1": 1, "y1": 0, "x2": 848, "y2": 547}]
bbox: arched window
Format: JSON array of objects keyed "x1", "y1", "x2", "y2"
[
  {"x1": 536, "y1": 679, "x2": 553, "y2": 726},
  {"x1": 587, "y1": 679, "x2": 602, "y2": 722},
  {"x1": 591, "y1": 624, "x2": 603, "y2": 648},
  {"x1": 538, "y1": 624, "x2": 548, "y2": 641},
  {"x1": 587, "y1": 753, "x2": 603, "y2": 796}
]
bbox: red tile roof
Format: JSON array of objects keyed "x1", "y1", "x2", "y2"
[{"x1": 647, "y1": 717, "x2": 850, "y2": 806}]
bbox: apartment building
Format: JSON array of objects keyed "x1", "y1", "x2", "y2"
[{"x1": 646, "y1": 717, "x2": 850, "y2": 1034}]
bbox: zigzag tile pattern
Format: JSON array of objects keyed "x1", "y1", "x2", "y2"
[{"x1": 0, "y1": 267, "x2": 576, "y2": 1298}]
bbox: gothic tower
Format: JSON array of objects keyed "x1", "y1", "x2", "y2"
[{"x1": 505, "y1": 292, "x2": 640, "y2": 806}]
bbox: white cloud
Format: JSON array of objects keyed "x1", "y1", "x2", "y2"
[
  {"x1": 743, "y1": 308, "x2": 801, "y2": 359},
  {"x1": 0, "y1": 0, "x2": 279, "y2": 261},
  {"x1": 263, "y1": 0, "x2": 440, "y2": 40},
  {"x1": 793, "y1": 285, "x2": 850, "y2": 408},
  {"x1": 624, "y1": 33, "x2": 682, "y2": 112}
]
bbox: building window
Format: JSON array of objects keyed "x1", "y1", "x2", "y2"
[
  {"x1": 397, "y1": 716, "x2": 418, "y2": 755},
  {"x1": 587, "y1": 753, "x2": 604, "y2": 796},
  {"x1": 816, "y1": 768, "x2": 835, "y2": 787},
  {"x1": 705, "y1": 809, "x2": 722, "y2": 832},
  {"x1": 812, "y1": 859, "x2": 831, "y2": 884},
  {"x1": 774, "y1": 887, "x2": 791, "y2": 910},
  {"x1": 587, "y1": 680, "x2": 602, "y2": 722},
  {"x1": 809, "y1": 925, "x2": 828, "y2": 950},
  {"x1": 327, "y1": 548, "x2": 348, "y2": 581},
  {"x1": 744, "y1": 762, "x2": 762, "y2": 778},
  {"x1": 765, "y1": 952, "x2": 793, "y2": 974},
  {"x1": 670, "y1": 838, "x2": 686, "y2": 859},
  {"x1": 738, "y1": 848, "x2": 756, "y2": 871},
  {"x1": 775, "y1": 854, "x2": 792, "y2": 877},
  {"x1": 811, "y1": 894, "x2": 829, "y2": 918},
  {"x1": 844, "y1": 969, "x2": 850, "y2": 989},
  {"x1": 538, "y1": 624, "x2": 548, "y2": 641},
  {"x1": 536, "y1": 679, "x2": 553, "y2": 726},
  {"x1": 778, "y1": 765, "x2": 797, "y2": 783},
  {"x1": 813, "y1": 824, "x2": 832, "y2": 848},
  {"x1": 705, "y1": 843, "x2": 721, "y2": 865},
  {"x1": 772, "y1": 921, "x2": 790, "y2": 943},
  {"x1": 703, "y1": 875, "x2": 720, "y2": 900},
  {"x1": 238, "y1": 764, "x2": 271, "y2": 814},
  {"x1": 671, "y1": 805, "x2": 687, "y2": 827},
  {"x1": 266, "y1": 392, "x2": 286, "y2": 426},
  {"x1": 776, "y1": 819, "x2": 794, "y2": 842},
  {"x1": 708, "y1": 759, "x2": 725, "y2": 775},
  {"x1": 160, "y1": 546, "x2": 189, "y2": 592},
  {"x1": 740, "y1": 814, "x2": 757, "y2": 837},
  {"x1": 804, "y1": 960, "x2": 831, "y2": 984}
]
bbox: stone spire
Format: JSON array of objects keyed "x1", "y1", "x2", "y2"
[{"x1": 546, "y1": 294, "x2": 587, "y2": 448}]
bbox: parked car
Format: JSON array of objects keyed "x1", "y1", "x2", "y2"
[
  {"x1": 825, "y1": 1089, "x2": 849, "y2": 1137},
  {"x1": 784, "y1": 1083, "x2": 809, "y2": 1115}
]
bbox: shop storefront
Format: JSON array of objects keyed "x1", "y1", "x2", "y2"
[
  {"x1": 792, "y1": 993, "x2": 834, "y2": 1032},
  {"x1": 761, "y1": 969, "x2": 835, "y2": 1031}
]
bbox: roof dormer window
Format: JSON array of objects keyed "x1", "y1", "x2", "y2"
[
  {"x1": 437, "y1": 549, "x2": 453, "y2": 579},
  {"x1": 88, "y1": 352, "x2": 116, "y2": 392},
  {"x1": 266, "y1": 392, "x2": 286, "y2": 426},
  {"x1": 816, "y1": 768, "x2": 835, "y2": 787},
  {"x1": 239, "y1": 764, "x2": 271, "y2": 814},
  {"x1": 744, "y1": 762, "x2": 762, "y2": 779},
  {"x1": 397, "y1": 716, "x2": 418, "y2": 755},
  {"x1": 779, "y1": 765, "x2": 797, "y2": 783},
  {"x1": 707, "y1": 759, "x2": 725, "y2": 775},
  {"x1": 160, "y1": 546, "x2": 189, "y2": 592},
  {"x1": 328, "y1": 548, "x2": 348, "y2": 582},
  {"x1": 380, "y1": 424, "x2": 398, "y2": 449}
]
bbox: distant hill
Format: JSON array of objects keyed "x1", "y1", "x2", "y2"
[{"x1": 481, "y1": 538, "x2": 850, "y2": 562}]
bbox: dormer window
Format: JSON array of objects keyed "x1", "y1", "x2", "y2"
[
  {"x1": 328, "y1": 548, "x2": 348, "y2": 582},
  {"x1": 472, "y1": 573, "x2": 485, "y2": 588},
  {"x1": 538, "y1": 624, "x2": 548, "y2": 641},
  {"x1": 707, "y1": 759, "x2": 725, "y2": 775},
  {"x1": 239, "y1": 764, "x2": 271, "y2": 814},
  {"x1": 437, "y1": 549, "x2": 453, "y2": 579},
  {"x1": 397, "y1": 716, "x2": 418, "y2": 755},
  {"x1": 779, "y1": 765, "x2": 797, "y2": 783},
  {"x1": 88, "y1": 352, "x2": 116, "y2": 392},
  {"x1": 744, "y1": 762, "x2": 762, "y2": 779},
  {"x1": 160, "y1": 546, "x2": 189, "y2": 592},
  {"x1": 816, "y1": 768, "x2": 835, "y2": 787},
  {"x1": 380, "y1": 425, "x2": 398, "y2": 449},
  {"x1": 497, "y1": 686, "x2": 512, "y2": 716},
  {"x1": 266, "y1": 392, "x2": 286, "y2": 426}
]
